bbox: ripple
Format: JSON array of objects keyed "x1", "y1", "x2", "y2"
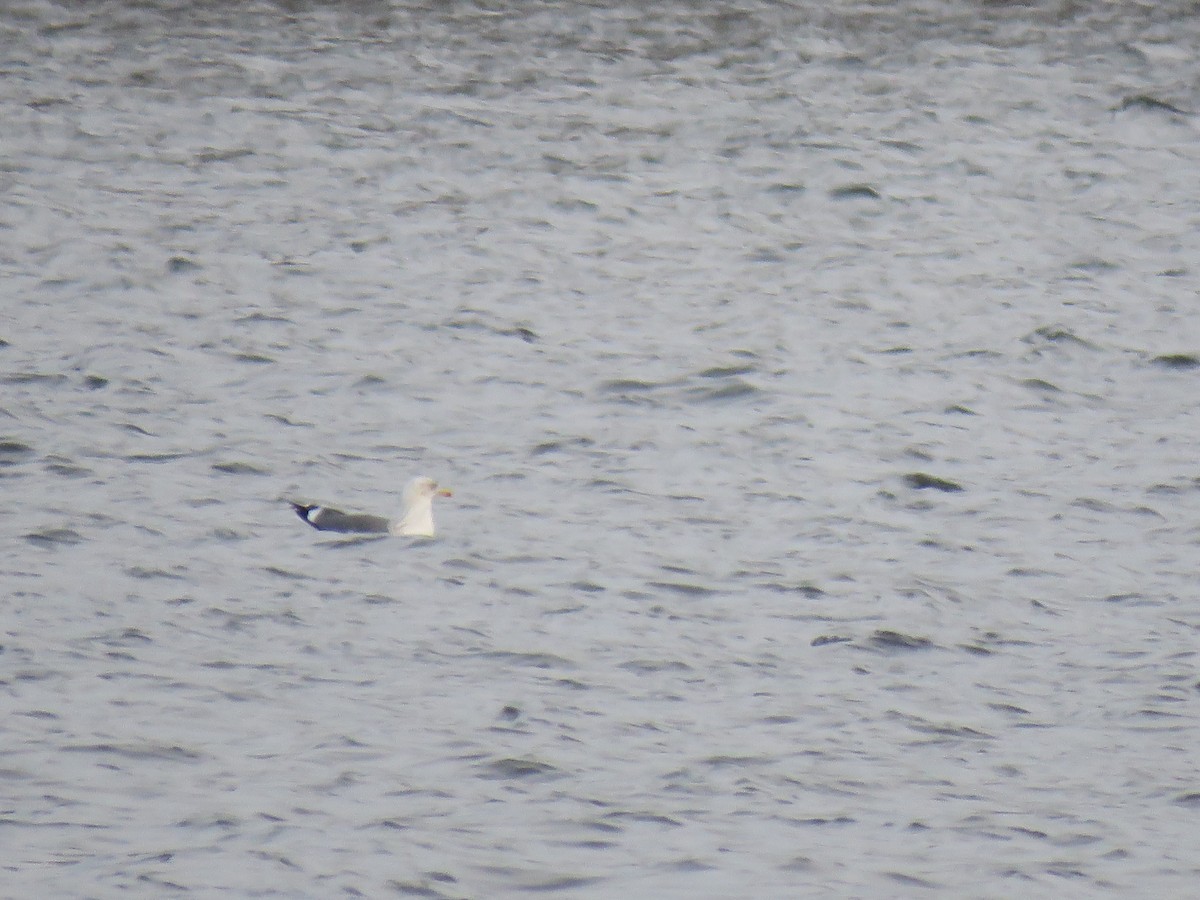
[
  {"x1": 686, "y1": 379, "x2": 763, "y2": 403},
  {"x1": 902, "y1": 472, "x2": 964, "y2": 492},
  {"x1": 1151, "y1": 353, "x2": 1200, "y2": 370},
  {"x1": 24, "y1": 527, "x2": 83, "y2": 547},
  {"x1": 1022, "y1": 325, "x2": 1099, "y2": 350},
  {"x1": 829, "y1": 183, "x2": 882, "y2": 200},
  {"x1": 646, "y1": 581, "x2": 720, "y2": 597},
  {"x1": 870, "y1": 630, "x2": 935, "y2": 651},
  {"x1": 211, "y1": 460, "x2": 269, "y2": 475},
  {"x1": 479, "y1": 651, "x2": 575, "y2": 669},
  {"x1": 477, "y1": 758, "x2": 559, "y2": 780},
  {"x1": 603, "y1": 810, "x2": 683, "y2": 828},
  {"x1": 619, "y1": 659, "x2": 692, "y2": 674},
  {"x1": 0, "y1": 439, "x2": 35, "y2": 462},
  {"x1": 62, "y1": 742, "x2": 203, "y2": 762}
]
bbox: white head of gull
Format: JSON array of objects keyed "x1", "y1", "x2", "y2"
[
  {"x1": 290, "y1": 475, "x2": 452, "y2": 537},
  {"x1": 392, "y1": 475, "x2": 451, "y2": 537}
]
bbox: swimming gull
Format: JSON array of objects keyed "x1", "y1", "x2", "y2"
[{"x1": 290, "y1": 475, "x2": 451, "y2": 537}]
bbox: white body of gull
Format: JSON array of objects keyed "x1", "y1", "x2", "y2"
[{"x1": 290, "y1": 476, "x2": 451, "y2": 537}]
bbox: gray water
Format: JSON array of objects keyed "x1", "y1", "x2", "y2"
[{"x1": 4, "y1": 1, "x2": 1200, "y2": 896}]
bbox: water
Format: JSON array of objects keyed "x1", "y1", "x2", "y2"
[{"x1": 3, "y1": 1, "x2": 1200, "y2": 895}]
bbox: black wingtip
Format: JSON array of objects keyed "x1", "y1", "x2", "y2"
[{"x1": 290, "y1": 502, "x2": 317, "y2": 526}]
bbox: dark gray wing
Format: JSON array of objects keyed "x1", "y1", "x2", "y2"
[{"x1": 290, "y1": 502, "x2": 390, "y2": 534}]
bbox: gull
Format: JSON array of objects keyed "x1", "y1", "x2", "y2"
[{"x1": 290, "y1": 476, "x2": 451, "y2": 537}]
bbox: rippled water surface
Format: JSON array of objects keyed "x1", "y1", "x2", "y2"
[{"x1": 4, "y1": 0, "x2": 1200, "y2": 896}]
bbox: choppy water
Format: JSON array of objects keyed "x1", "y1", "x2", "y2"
[{"x1": 4, "y1": 1, "x2": 1200, "y2": 896}]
